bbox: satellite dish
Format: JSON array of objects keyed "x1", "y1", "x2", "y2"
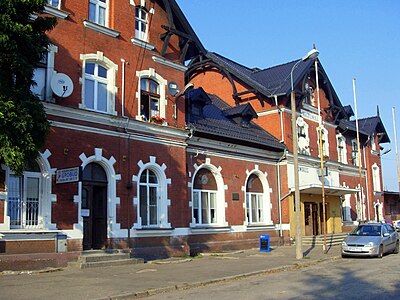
[
  {"x1": 51, "y1": 73, "x2": 74, "y2": 98},
  {"x1": 168, "y1": 81, "x2": 180, "y2": 96}
]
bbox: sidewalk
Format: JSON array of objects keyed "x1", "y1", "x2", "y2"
[{"x1": 0, "y1": 244, "x2": 341, "y2": 300}]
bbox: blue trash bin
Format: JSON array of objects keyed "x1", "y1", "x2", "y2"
[{"x1": 259, "y1": 234, "x2": 270, "y2": 252}]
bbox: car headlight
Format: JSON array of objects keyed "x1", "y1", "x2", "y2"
[
  {"x1": 342, "y1": 241, "x2": 347, "y2": 246},
  {"x1": 365, "y1": 242, "x2": 375, "y2": 247}
]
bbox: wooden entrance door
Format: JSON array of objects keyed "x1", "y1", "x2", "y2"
[
  {"x1": 304, "y1": 202, "x2": 318, "y2": 236},
  {"x1": 82, "y1": 184, "x2": 107, "y2": 250},
  {"x1": 82, "y1": 163, "x2": 108, "y2": 250}
]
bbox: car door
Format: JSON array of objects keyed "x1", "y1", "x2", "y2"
[
  {"x1": 381, "y1": 225, "x2": 392, "y2": 252},
  {"x1": 385, "y1": 224, "x2": 397, "y2": 251}
]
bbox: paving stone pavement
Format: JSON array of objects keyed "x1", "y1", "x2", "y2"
[{"x1": 0, "y1": 244, "x2": 341, "y2": 300}]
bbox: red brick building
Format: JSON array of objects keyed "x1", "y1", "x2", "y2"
[
  {"x1": 187, "y1": 51, "x2": 390, "y2": 238},
  {"x1": 0, "y1": 0, "x2": 286, "y2": 267}
]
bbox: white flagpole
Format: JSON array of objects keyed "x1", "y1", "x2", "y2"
[
  {"x1": 352, "y1": 78, "x2": 364, "y2": 221},
  {"x1": 392, "y1": 107, "x2": 400, "y2": 192}
]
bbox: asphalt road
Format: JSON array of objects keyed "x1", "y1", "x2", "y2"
[{"x1": 148, "y1": 253, "x2": 400, "y2": 300}]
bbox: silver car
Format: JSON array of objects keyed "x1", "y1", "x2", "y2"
[{"x1": 341, "y1": 223, "x2": 399, "y2": 258}]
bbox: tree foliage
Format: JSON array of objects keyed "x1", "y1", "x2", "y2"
[{"x1": 0, "y1": 0, "x2": 56, "y2": 174}]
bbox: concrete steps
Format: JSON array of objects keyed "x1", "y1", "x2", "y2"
[
  {"x1": 302, "y1": 233, "x2": 347, "y2": 247},
  {"x1": 70, "y1": 250, "x2": 144, "y2": 269}
]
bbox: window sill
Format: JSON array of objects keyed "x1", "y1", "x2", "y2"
[
  {"x1": 79, "y1": 103, "x2": 117, "y2": 116},
  {"x1": 152, "y1": 55, "x2": 187, "y2": 72},
  {"x1": 131, "y1": 38, "x2": 155, "y2": 50},
  {"x1": 83, "y1": 20, "x2": 120, "y2": 38},
  {"x1": 133, "y1": 228, "x2": 173, "y2": 236},
  {"x1": 246, "y1": 224, "x2": 275, "y2": 231},
  {"x1": 190, "y1": 226, "x2": 231, "y2": 233},
  {"x1": 44, "y1": 5, "x2": 69, "y2": 19}
]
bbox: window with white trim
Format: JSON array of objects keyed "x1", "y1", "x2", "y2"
[
  {"x1": 7, "y1": 162, "x2": 42, "y2": 229},
  {"x1": 336, "y1": 133, "x2": 347, "y2": 164},
  {"x1": 47, "y1": 0, "x2": 60, "y2": 9},
  {"x1": 245, "y1": 174, "x2": 264, "y2": 224},
  {"x1": 296, "y1": 117, "x2": 310, "y2": 155},
  {"x1": 372, "y1": 163, "x2": 381, "y2": 192},
  {"x1": 351, "y1": 139, "x2": 359, "y2": 166},
  {"x1": 81, "y1": 52, "x2": 117, "y2": 115},
  {"x1": 140, "y1": 78, "x2": 159, "y2": 121},
  {"x1": 139, "y1": 169, "x2": 160, "y2": 227},
  {"x1": 192, "y1": 169, "x2": 217, "y2": 225},
  {"x1": 89, "y1": 0, "x2": 107, "y2": 26},
  {"x1": 135, "y1": 7, "x2": 148, "y2": 41},
  {"x1": 371, "y1": 135, "x2": 377, "y2": 151},
  {"x1": 317, "y1": 126, "x2": 329, "y2": 158}
]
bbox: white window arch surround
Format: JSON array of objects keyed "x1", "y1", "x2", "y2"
[
  {"x1": 136, "y1": 68, "x2": 167, "y2": 121},
  {"x1": 336, "y1": 133, "x2": 347, "y2": 164},
  {"x1": 80, "y1": 52, "x2": 118, "y2": 115},
  {"x1": 372, "y1": 163, "x2": 381, "y2": 192},
  {"x1": 132, "y1": 156, "x2": 171, "y2": 229},
  {"x1": 296, "y1": 117, "x2": 310, "y2": 155},
  {"x1": 190, "y1": 160, "x2": 227, "y2": 228},
  {"x1": 243, "y1": 168, "x2": 272, "y2": 226},
  {"x1": 317, "y1": 125, "x2": 329, "y2": 158},
  {"x1": 0, "y1": 149, "x2": 57, "y2": 231}
]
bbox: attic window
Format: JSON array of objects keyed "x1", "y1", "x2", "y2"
[{"x1": 191, "y1": 103, "x2": 202, "y2": 117}]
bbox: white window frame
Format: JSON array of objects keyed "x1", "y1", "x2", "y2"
[
  {"x1": 1, "y1": 150, "x2": 57, "y2": 231},
  {"x1": 88, "y1": 0, "x2": 108, "y2": 27},
  {"x1": 351, "y1": 139, "x2": 360, "y2": 166},
  {"x1": 133, "y1": 156, "x2": 171, "y2": 229},
  {"x1": 190, "y1": 163, "x2": 227, "y2": 228},
  {"x1": 192, "y1": 189, "x2": 217, "y2": 225},
  {"x1": 246, "y1": 192, "x2": 264, "y2": 224},
  {"x1": 47, "y1": 0, "x2": 60, "y2": 9},
  {"x1": 138, "y1": 169, "x2": 160, "y2": 227},
  {"x1": 135, "y1": 6, "x2": 148, "y2": 41},
  {"x1": 372, "y1": 163, "x2": 381, "y2": 192},
  {"x1": 80, "y1": 52, "x2": 118, "y2": 115},
  {"x1": 135, "y1": 68, "x2": 167, "y2": 120},
  {"x1": 317, "y1": 126, "x2": 329, "y2": 158},
  {"x1": 336, "y1": 133, "x2": 347, "y2": 164},
  {"x1": 371, "y1": 135, "x2": 377, "y2": 151},
  {"x1": 31, "y1": 44, "x2": 58, "y2": 102},
  {"x1": 296, "y1": 117, "x2": 310, "y2": 155}
]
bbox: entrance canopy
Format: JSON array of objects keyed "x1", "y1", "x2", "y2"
[{"x1": 291, "y1": 184, "x2": 359, "y2": 196}]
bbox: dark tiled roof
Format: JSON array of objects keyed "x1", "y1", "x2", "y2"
[
  {"x1": 338, "y1": 120, "x2": 369, "y2": 137},
  {"x1": 353, "y1": 116, "x2": 390, "y2": 143},
  {"x1": 186, "y1": 89, "x2": 285, "y2": 151},
  {"x1": 223, "y1": 103, "x2": 257, "y2": 119}
]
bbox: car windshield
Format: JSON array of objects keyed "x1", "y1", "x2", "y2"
[{"x1": 350, "y1": 225, "x2": 381, "y2": 236}]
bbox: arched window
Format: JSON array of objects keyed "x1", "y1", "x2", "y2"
[
  {"x1": 192, "y1": 168, "x2": 217, "y2": 225},
  {"x1": 246, "y1": 174, "x2": 264, "y2": 224},
  {"x1": 139, "y1": 169, "x2": 160, "y2": 226},
  {"x1": 372, "y1": 164, "x2": 381, "y2": 192},
  {"x1": 140, "y1": 78, "x2": 160, "y2": 121},
  {"x1": 297, "y1": 117, "x2": 310, "y2": 155},
  {"x1": 317, "y1": 126, "x2": 329, "y2": 158},
  {"x1": 7, "y1": 161, "x2": 42, "y2": 228}
]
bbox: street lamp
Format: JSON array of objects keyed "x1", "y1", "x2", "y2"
[{"x1": 290, "y1": 48, "x2": 319, "y2": 259}]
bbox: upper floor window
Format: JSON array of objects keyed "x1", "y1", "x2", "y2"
[
  {"x1": 351, "y1": 139, "x2": 360, "y2": 166},
  {"x1": 371, "y1": 136, "x2": 377, "y2": 151},
  {"x1": 89, "y1": 0, "x2": 107, "y2": 26},
  {"x1": 140, "y1": 78, "x2": 159, "y2": 121},
  {"x1": 297, "y1": 117, "x2": 310, "y2": 155},
  {"x1": 303, "y1": 81, "x2": 315, "y2": 106},
  {"x1": 337, "y1": 134, "x2": 347, "y2": 164},
  {"x1": 47, "y1": 0, "x2": 60, "y2": 8},
  {"x1": 317, "y1": 126, "x2": 329, "y2": 158},
  {"x1": 84, "y1": 62, "x2": 108, "y2": 112},
  {"x1": 372, "y1": 163, "x2": 381, "y2": 192},
  {"x1": 31, "y1": 54, "x2": 48, "y2": 101},
  {"x1": 135, "y1": 7, "x2": 148, "y2": 41},
  {"x1": 80, "y1": 52, "x2": 118, "y2": 115}
]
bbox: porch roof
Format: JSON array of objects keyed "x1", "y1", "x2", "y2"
[{"x1": 293, "y1": 184, "x2": 359, "y2": 196}]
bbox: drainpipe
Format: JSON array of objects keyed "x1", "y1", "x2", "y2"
[
  {"x1": 121, "y1": 58, "x2": 127, "y2": 117},
  {"x1": 274, "y1": 95, "x2": 285, "y2": 143},
  {"x1": 277, "y1": 149, "x2": 287, "y2": 243}
]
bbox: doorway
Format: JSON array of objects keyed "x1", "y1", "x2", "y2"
[
  {"x1": 304, "y1": 202, "x2": 318, "y2": 236},
  {"x1": 82, "y1": 163, "x2": 108, "y2": 250}
]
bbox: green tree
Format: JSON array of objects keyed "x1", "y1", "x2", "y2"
[{"x1": 0, "y1": 0, "x2": 56, "y2": 174}]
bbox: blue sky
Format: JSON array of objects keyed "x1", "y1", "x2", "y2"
[{"x1": 177, "y1": 0, "x2": 400, "y2": 192}]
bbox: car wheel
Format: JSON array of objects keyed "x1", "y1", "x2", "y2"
[
  {"x1": 377, "y1": 245, "x2": 383, "y2": 258},
  {"x1": 394, "y1": 241, "x2": 399, "y2": 254}
]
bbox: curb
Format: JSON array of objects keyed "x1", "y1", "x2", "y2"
[{"x1": 99, "y1": 255, "x2": 341, "y2": 299}]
